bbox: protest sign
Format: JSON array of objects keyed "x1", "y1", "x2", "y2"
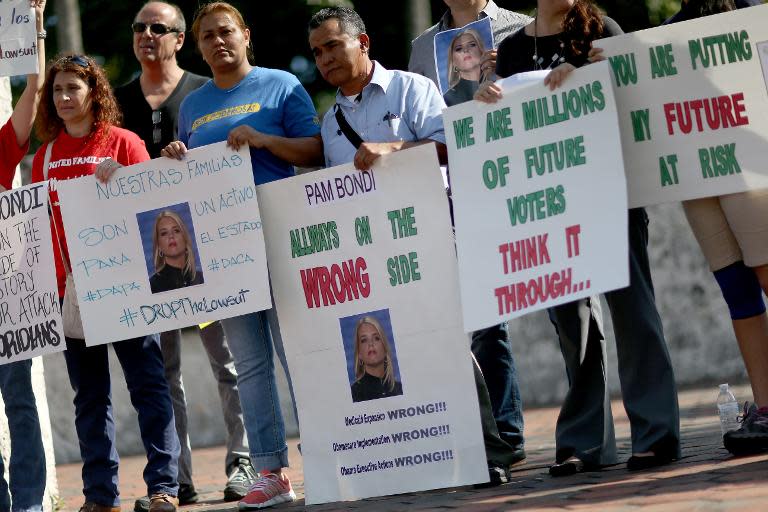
[
  {"x1": 444, "y1": 62, "x2": 628, "y2": 331},
  {"x1": 0, "y1": 1, "x2": 38, "y2": 77},
  {"x1": 0, "y1": 183, "x2": 64, "y2": 363},
  {"x1": 434, "y1": 17, "x2": 493, "y2": 101},
  {"x1": 595, "y1": 5, "x2": 768, "y2": 207},
  {"x1": 55, "y1": 142, "x2": 271, "y2": 345},
  {"x1": 258, "y1": 145, "x2": 486, "y2": 504}
]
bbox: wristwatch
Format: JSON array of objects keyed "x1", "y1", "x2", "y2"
[{"x1": 37, "y1": 29, "x2": 47, "y2": 39}]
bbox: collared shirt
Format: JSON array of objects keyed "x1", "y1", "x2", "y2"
[
  {"x1": 408, "y1": 0, "x2": 531, "y2": 85},
  {"x1": 321, "y1": 61, "x2": 446, "y2": 168}
]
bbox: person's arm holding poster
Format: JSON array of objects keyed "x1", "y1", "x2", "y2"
[
  {"x1": 352, "y1": 79, "x2": 447, "y2": 171},
  {"x1": 0, "y1": 0, "x2": 47, "y2": 190}
]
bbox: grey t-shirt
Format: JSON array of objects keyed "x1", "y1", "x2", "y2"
[{"x1": 408, "y1": 0, "x2": 530, "y2": 86}]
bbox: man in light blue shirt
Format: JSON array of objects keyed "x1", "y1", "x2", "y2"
[
  {"x1": 309, "y1": 7, "x2": 446, "y2": 169},
  {"x1": 309, "y1": 6, "x2": 520, "y2": 488}
]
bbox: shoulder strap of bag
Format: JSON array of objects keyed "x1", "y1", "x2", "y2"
[
  {"x1": 334, "y1": 104, "x2": 364, "y2": 149},
  {"x1": 43, "y1": 139, "x2": 54, "y2": 181},
  {"x1": 44, "y1": 139, "x2": 72, "y2": 274}
]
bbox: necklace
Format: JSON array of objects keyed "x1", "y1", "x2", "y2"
[{"x1": 532, "y1": 9, "x2": 566, "y2": 71}]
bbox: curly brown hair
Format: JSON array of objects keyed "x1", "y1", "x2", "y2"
[
  {"x1": 35, "y1": 54, "x2": 122, "y2": 143},
  {"x1": 562, "y1": 0, "x2": 605, "y2": 59}
]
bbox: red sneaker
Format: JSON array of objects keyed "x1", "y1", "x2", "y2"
[{"x1": 238, "y1": 472, "x2": 296, "y2": 510}]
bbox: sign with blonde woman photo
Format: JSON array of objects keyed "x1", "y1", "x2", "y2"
[
  {"x1": 0, "y1": 183, "x2": 64, "y2": 363},
  {"x1": 0, "y1": 1, "x2": 39, "y2": 77},
  {"x1": 258, "y1": 145, "x2": 486, "y2": 504},
  {"x1": 55, "y1": 142, "x2": 271, "y2": 345},
  {"x1": 444, "y1": 62, "x2": 628, "y2": 331},
  {"x1": 594, "y1": 4, "x2": 768, "y2": 207}
]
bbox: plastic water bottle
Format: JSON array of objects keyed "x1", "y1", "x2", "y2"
[{"x1": 717, "y1": 383, "x2": 740, "y2": 435}]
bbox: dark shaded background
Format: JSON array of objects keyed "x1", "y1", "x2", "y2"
[{"x1": 45, "y1": 1, "x2": 679, "y2": 110}]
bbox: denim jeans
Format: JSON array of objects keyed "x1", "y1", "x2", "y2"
[
  {"x1": 160, "y1": 321, "x2": 249, "y2": 481},
  {"x1": 471, "y1": 323, "x2": 525, "y2": 449},
  {"x1": 221, "y1": 308, "x2": 293, "y2": 471},
  {"x1": 64, "y1": 335, "x2": 180, "y2": 506},
  {"x1": 0, "y1": 359, "x2": 46, "y2": 511}
]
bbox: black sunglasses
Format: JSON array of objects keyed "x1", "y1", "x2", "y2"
[{"x1": 131, "y1": 22, "x2": 181, "y2": 35}]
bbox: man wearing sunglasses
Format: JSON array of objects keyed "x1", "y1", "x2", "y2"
[{"x1": 114, "y1": 3, "x2": 257, "y2": 510}]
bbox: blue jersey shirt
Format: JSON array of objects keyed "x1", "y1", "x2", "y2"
[
  {"x1": 321, "y1": 61, "x2": 447, "y2": 168},
  {"x1": 178, "y1": 67, "x2": 320, "y2": 185}
]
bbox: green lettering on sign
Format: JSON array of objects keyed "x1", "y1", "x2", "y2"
[
  {"x1": 699, "y1": 143, "x2": 741, "y2": 178},
  {"x1": 659, "y1": 155, "x2": 679, "y2": 187},
  {"x1": 486, "y1": 107, "x2": 514, "y2": 142},
  {"x1": 452, "y1": 116, "x2": 475, "y2": 149},
  {"x1": 630, "y1": 109, "x2": 651, "y2": 142},
  {"x1": 608, "y1": 53, "x2": 637, "y2": 87},
  {"x1": 649, "y1": 44, "x2": 678, "y2": 79},
  {"x1": 386, "y1": 207, "x2": 418, "y2": 239}
]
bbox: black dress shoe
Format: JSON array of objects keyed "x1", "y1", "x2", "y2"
[
  {"x1": 549, "y1": 456, "x2": 584, "y2": 477},
  {"x1": 626, "y1": 452, "x2": 675, "y2": 471},
  {"x1": 509, "y1": 447, "x2": 527, "y2": 466},
  {"x1": 178, "y1": 483, "x2": 199, "y2": 505},
  {"x1": 474, "y1": 463, "x2": 510, "y2": 488}
]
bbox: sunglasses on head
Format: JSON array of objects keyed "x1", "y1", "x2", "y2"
[
  {"x1": 131, "y1": 22, "x2": 181, "y2": 35},
  {"x1": 58, "y1": 54, "x2": 90, "y2": 68}
]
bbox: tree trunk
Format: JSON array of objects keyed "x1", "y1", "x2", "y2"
[
  {"x1": 407, "y1": 0, "x2": 432, "y2": 42},
  {"x1": 55, "y1": 0, "x2": 84, "y2": 54}
]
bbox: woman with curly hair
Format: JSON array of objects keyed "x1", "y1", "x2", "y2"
[
  {"x1": 476, "y1": 0, "x2": 681, "y2": 476},
  {"x1": 149, "y1": 210, "x2": 203, "y2": 294},
  {"x1": 32, "y1": 55, "x2": 180, "y2": 512},
  {"x1": 351, "y1": 316, "x2": 403, "y2": 402}
]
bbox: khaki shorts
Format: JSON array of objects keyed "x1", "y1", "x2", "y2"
[{"x1": 682, "y1": 189, "x2": 768, "y2": 271}]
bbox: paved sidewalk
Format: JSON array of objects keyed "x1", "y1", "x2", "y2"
[{"x1": 56, "y1": 384, "x2": 768, "y2": 511}]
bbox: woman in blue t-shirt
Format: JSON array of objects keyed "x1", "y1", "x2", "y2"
[{"x1": 161, "y1": 2, "x2": 322, "y2": 509}]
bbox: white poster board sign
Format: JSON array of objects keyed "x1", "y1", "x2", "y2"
[
  {"x1": 56, "y1": 142, "x2": 271, "y2": 345},
  {"x1": 0, "y1": 1, "x2": 38, "y2": 77},
  {"x1": 444, "y1": 62, "x2": 628, "y2": 331},
  {"x1": 0, "y1": 183, "x2": 64, "y2": 363},
  {"x1": 258, "y1": 145, "x2": 486, "y2": 504},
  {"x1": 595, "y1": 5, "x2": 768, "y2": 207}
]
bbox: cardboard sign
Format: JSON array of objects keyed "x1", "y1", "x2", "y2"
[
  {"x1": 595, "y1": 5, "x2": 768, "y2": 207},
  {"x1": 258, "y1": 145, "x2": 486, "y2": 504},
  {"x1": 56, "y1": 142, "x2": 271, "y2": 345},
  {"x1": 0, "y1": 183, "x2": 64, "y2": 363},
  {"x1": 444, "y1": 62, "x2": 628, "y2": 331},
  {"x1": 0, "y1": 1, "x2": 38, "y2": 77}
]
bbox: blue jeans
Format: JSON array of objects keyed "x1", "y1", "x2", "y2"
[
  {"x1": 221, "y1": 308, "x2": 294, "y2": 471},
  {"x1": 64, "y1": 335, "x2": 179, "y2": 506},
  {"x1": 0, "y1": 360, "x2": 46, "y2": 511},
  {"x1": 471, "y1": 323, "x2": 525, "y2": 449}
]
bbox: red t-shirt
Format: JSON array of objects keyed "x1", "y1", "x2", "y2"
[
  {"x1": 0, "y1": 120, "x2": 31, "y2": 189},
  {"x1": 31, "y1": 125, "x2": 149, "y2": 296}
]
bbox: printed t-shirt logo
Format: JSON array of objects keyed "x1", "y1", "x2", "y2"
[{"x1": 191, "y1": 102, "x2": 261, "y2": 130}]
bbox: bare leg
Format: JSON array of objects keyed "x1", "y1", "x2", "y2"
[{"x1": 733, "y1": 264, "x2": 768, "y2": 408}]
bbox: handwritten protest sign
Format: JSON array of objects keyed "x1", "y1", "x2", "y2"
[
  {"x1": 0, "y1": 1, "x2": 38, "y2": 77},
  {"x1": 56, "y1": 142, "x2": 271, "y2": 345},
  {"x1": 595, "y1": 5, "x2": 768, "y2": 207},
  {"x1": 444, "y1": 62, "x2": 628, "y2": 331},
  {"x1": 0, "y1": 183, "x2": 64, "y2": 363},
  {"x1": 259, "y1": 145, "x2": 486, "y2": 504}
]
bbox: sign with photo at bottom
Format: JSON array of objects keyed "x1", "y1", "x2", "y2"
[{"x1": 258, "y1": 145, "x2": 487, "y2": 504}]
